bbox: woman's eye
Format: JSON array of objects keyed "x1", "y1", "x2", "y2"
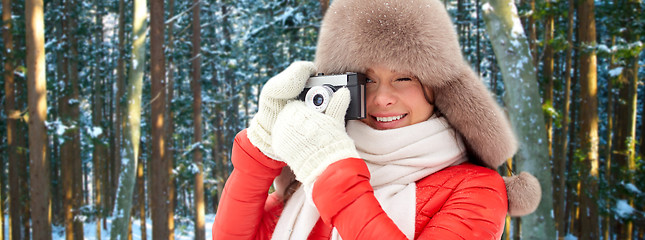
[
  {"x1": 396, "y1": 78, "x2": 412, "y2": 81},
  {"x1": 366, "y1": 78, "x2": 375, "y2": 83}
]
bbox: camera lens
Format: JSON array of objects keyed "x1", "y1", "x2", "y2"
[
  {"x1": 304, "y1": 85, "x2": 335, "y2": 113},
  {"x1": 313, "y1": 94, "x2": 325, "y2": 106}
]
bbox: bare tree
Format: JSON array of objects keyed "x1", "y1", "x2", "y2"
[
  {"x1": 191, "y1": 0, "x2": 205, "y2": 238},
  {"x1": 542, "y1": 4, "x2": 555, "y2": 163},
  {"x1": 3, "y1": 0, "x2": 23, "y2": 238},
  {"x1": 110, "y1": 0, "x2": 127, "y2": 214},
  {"x1": 576, "y1": 0, "x2": 600, "y2": 238},
  {"x1": 110, "y1": 0, "x2": 147, "y2": 237},
  {"x1": 91, "y1": 1, "x2": 108, "y2": 237},
  {"x1": 60, "y1": 0, "x2": 84, "y2": 237},
  {"x1": 165, "y1": 0, "x2": 177, "y2": 236},
  {"x1": 553, "y1": 0, "x2": 575, "y2": 237},
  {"x1": 614, "y1": 2, "x2": 642, "y2": 239},
  {"x1": 150, "y1": 0, "x2": 172, "y2": 238},
  {"x1": 26, "y1": 0, "x2": 51, "y2": 238},
  {"x1": 2, "y1": 1, "x2": 12, "y2": 238},
  {"x1": 481, "y1": 0, "x2": 556, "y2": 238}
]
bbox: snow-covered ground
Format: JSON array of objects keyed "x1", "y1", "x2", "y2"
[{"x1": 3, "y1": 214, "x2": 215, "y2": 239}]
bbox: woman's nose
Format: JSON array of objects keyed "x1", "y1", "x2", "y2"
[{"x1": 372, "y1": 85, "x2": 396, "y2": 107}]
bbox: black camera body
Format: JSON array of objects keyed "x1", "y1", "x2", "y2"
[{"x1": 298, "y1": 72, "x2": 367, "y2": 120}]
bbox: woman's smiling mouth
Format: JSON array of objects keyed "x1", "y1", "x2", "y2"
[{"x1": 374, "y1": 114, "x2": 407, "y2": 123}]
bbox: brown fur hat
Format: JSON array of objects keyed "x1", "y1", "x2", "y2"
[{"x1": 314, "y1": 0, "x2": 541, "y2": 216}]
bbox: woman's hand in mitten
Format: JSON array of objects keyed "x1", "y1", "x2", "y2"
[
  {"x1": 272, "y1": 88, "x2": 360, "y2": 186},
  {"x1": 247, "y1": 61, "x2": 316, "y2": 159}
]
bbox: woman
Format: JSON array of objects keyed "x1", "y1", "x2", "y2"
[{"x1": 213, "y1": 0, "x2": 541, "y2": 239}]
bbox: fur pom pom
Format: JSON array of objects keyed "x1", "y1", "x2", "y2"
[{"x1": 503, "y1": 171, "x2": 541, "y2": 216}]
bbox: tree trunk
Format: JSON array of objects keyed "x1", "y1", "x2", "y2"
[
  {"x1": 91, "y1": 0, "x2": 107, "y2": 238},
  {"x1": 542, "y1": 9, "x2": 554, "y2": 166},
  {"x1": 502, "y1": 159, "x2": 513, "y2": 240},
  {"x1": 60, "y1": 15, "x2": 75, "y2": 239},
  {"x1": 457, "y1": 0, "x2": 465, "y2": 48},
  {"x1": 540, "y1": 4, "x2": 557, "y2": 237},
  {"x1": 475, "y1": 0, "x2": 482, "y2": 74},
  {"x1": 0, "y1": 171, "x2": 2, "y2": 240},
  {"x1": 110, "y1": 0, "x2": 146, "y2": 237},
  {"x1": 211, "y1": 63, "x2": 223, "y2": 213},
  {"x1": 150, "y1": 0, "x2": 171, "y2": 238},
  {"x1": 640, "y1": 88, "x2": 645, "y2": 238},
  {"x1": 111, "y1": 0, "x2": 127, "y2": 214},
  {"x1": 571, "y1": 174, "x2": 581, "y2": 236},
  {"x1": 70, "y1": 0, "x2": 83, "y2": 235},
  {"x1": 92, "y1": 85, "x2": 107, "y2": 240},
  {"x1": 541, "y1": 10, "x2": 556, "y2": 233},
  {"x1": 17, "y1": 84, "x2": 31, "y2": 240},
  {"x1": 616, "y1": 3, "x2": 641, "y2": 238},
  {"x1": 61, "y1": 0, "x2": 84, "y2": 237},
  {"x1": 613, "y1": 57, "x2": 637, "y2": 240},
  {"x1": 52, "y1": 0, "x2": 64, "y2": 225},
  {"x1": 3, "y1": 0, "x2": 22, "y2": 238},
  {"x1": 166, "y1": 0, "x2": 177, "y2": 229},
  {"x1": 319, "y1": 0, "x2": 329, "y2": 16},
  {"x1": 26, "y1": 0, "x2": 52, "y2": 237},
  {"x1": 211, "y1": 99, "x2": 226, "y2": 212},
  {"x1": 222, "y1": 4, "x2": 238, "y2": 148},
  {"x1": 615, "y1": 44, "x2": 640, "y2": 240},
  {"x1": 213, "y1": 4, "x2": 234, "y2": 213},
  {"x1": 105, "y1": 52, "x2": 113, "y2": 232},
  {"x1": 604, "y1": 93, "x2": 614, "y2": 238},
  {"x1": 604, "y1": 34, "x2": 617, "y2": 240},
  {"x1": 565, "y1": 57, "x2": 580, "y2": 235},
  {"x1": 192, "y1": 0, "x2": 205, "y2": 238},
  {"x1": 640, "y1": 74, "x2": 645, "y2": 240},
  {"x1": 528, "y1": 0, "x2": 537, "y2": 67},
  {"x1": 481, "y1": 0, "x2": 556, "y2": 238},
  {"x1": 136, "y1": 150, "x2": 146, "y2": 240},
  {"x1": 577, "y1": 0, "x2": 600, "y2": 238},
  {"x1": 553, "y1": 0, "x2": 574, "y2": 237}
]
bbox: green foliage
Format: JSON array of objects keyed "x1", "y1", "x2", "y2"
[
  {"x1": 532, "y1": 0, "x2": 566, "y2": 20},
  {"x1": 542, "y1": 100, "x2": 563, "y2": 128},
  {"x1": 548, "y1": 35, "x2": 569, "y2": 52}
]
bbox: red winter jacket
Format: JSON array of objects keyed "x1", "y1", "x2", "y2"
[{"x1": 212, "y1": 129, "x2": 508, "y2": 239}]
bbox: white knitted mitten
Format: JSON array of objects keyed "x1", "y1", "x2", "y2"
[
  {"x1": 272, "y1": 88, "x2": 360, "y2": 186},
  {"x1": 247, "y1": 61, "x2": 317, "y2": 159}
]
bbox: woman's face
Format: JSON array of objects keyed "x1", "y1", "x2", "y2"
[{"x1": 360, "y1": 65, "x2": 434, "y2": 130}]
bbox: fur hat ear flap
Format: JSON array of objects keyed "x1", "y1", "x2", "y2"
[
  {"x1": 503, "y1": 172, "x2": 541, "y2": 216},
  {"x1": 432, "y1": 66, "x2": 518, "y2": 167}
]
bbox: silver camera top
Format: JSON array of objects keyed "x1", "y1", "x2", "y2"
[{"x1": 304, "y1": 74, "x2": 353, "y2": 88}]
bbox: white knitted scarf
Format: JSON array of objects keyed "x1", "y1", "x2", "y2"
[{"x1": 272, "y1": 116, "x2": 467, "y2": 240}]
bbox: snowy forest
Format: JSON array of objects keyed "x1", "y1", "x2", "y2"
[{"x1": 1, "y1": 0, "x2": 644, "y2": 239}]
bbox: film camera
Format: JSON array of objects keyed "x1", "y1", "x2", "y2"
[{"x1": 298, "y1": 73, "x2": 367, "y2": 120}]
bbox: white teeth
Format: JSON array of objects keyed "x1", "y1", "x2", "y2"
[{"x1": 375, "y1": 115, "x2": 405, "y2": 122}]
